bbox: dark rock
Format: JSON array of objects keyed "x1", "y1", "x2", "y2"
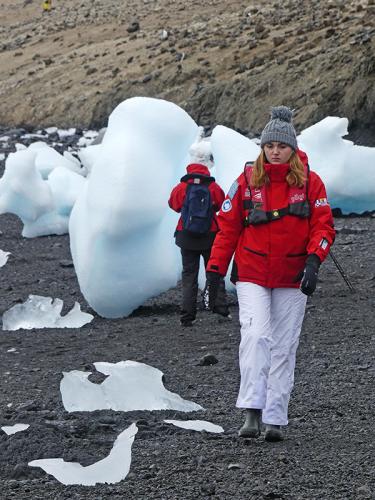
[
  {"x1": 127, "y1": 21, "x2": 140, "y2": 33},
  {"x1": 199, "y1": 354, "x2": 218, "y2": 366},
  {"x1": 59, "y1": 259, "x2": 74, "y2": 268}
]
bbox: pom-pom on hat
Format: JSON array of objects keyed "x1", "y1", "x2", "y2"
[
  {"x1": 260, "y1": 106, "x2": 298, "y2": 151},
  {"x1": 189, "y1": 126, "x2": 214, "y2": 169}
]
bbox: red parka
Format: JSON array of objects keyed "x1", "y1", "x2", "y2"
[
  {"x1": 169, "y1": 163, "x2": 225, "y2": 250},
  {"x1": 207, "y1": 152, "x2": 335, "y2": 288}
]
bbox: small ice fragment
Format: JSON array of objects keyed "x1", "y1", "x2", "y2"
[
  {"x1": 61, "y1": 360, "x2": 203, "y2": 413},
  {"x1": 57, "y1": 128, "x2": 76, "y2": 139},
  {"x1": 2, "y1": 423, "x2": 30, "y2": 435},
  {"x1": 29, "y1": 423, "x2": 138, "y2": 486},
  {"x1": 2, "y1": 295, "x2": 93, "y2": 331},
  {"x1": 0, "y1": 250, "x2": 10, "y2": 267},
  {"x1": 164, "y1": 419, "x2": 224, "y2": 433}
]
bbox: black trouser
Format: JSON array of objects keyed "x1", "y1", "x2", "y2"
[{"x1": 180, "y1": 248, "x2": 228, "y2": 322}]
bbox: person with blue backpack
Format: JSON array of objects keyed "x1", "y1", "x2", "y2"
[{"x1": 169, "y1": 137, "x2": 229, "y2": 327}]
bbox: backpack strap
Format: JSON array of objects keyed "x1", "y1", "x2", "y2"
[{"x1": 180, "y1": 173, "x2": 215, "y2": 184}]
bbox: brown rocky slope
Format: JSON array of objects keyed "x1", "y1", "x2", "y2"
[{"x1": 1, "y1": 0, "x2": 374, "y2": 144}]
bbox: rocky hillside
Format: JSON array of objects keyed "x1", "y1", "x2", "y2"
[{"x1": 1, "y1": 0, "x2": 374, "y2": 143}]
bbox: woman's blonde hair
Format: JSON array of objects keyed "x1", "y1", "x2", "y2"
[{"x1": 250, "y1": 150, "x2": 306, "y2": 188}]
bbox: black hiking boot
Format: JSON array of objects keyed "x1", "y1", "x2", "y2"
[
  {"x1": 238, "y1": 409, "x2": 261, "y2": 438},
  {"x1": 180, "y1": 318, "x2": 196, "y2": 327},
  {"x1": 264, "y1": 424, "x2": 284, "y2": 442}
]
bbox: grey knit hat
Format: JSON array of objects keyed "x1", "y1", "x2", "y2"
[{"x1": 260, "y1": 106, "x2": 297, "y2": 151}]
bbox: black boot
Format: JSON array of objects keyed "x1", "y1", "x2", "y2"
[
  {"x1": 264, "y1": 424, "x2": 284, "y2": 442},
  {"x1": 238, "y1": 409, "x2": 261, "y2": 438}
]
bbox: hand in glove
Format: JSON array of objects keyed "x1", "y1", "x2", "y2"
[
  {"x1": 296, "y1": 254, "x2": 321, "y2": 296},
  {"x1": 206, "y1": 271, "x2": 222, "y2": 310}
]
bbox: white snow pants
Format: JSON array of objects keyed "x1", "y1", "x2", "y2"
[{"x1": 236, "y1": 282, "x2": 307, "y2": 426}]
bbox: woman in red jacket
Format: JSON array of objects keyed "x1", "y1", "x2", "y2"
[{"x1": 207, "y1": 106, "x2": 335, "y2": 441}]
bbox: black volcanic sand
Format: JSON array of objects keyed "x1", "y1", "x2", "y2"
[{"x1": 0, "y1": 210, "x2": 375, "y2": 499}]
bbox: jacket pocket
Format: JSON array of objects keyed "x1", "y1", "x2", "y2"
[
  {"x1": 244, "y1": 246, "x2": 267, "y2": 257},
  {"x1": 241, "y1": 246, "x2": 268, "y2": 281}
]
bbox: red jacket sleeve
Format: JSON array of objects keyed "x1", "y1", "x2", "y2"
[
  {"x1": 168, "y1": 183, "x2": 186, "y2": 213},
  {"x1": 207, "y1": 176, "x2": 245, "y2": 276},
  {"x1": 210, "y1": 182, "x2": 225, "y2": 212},
  {"x1": 307, "y1": 172, "x2": 335, "y2": 262}
]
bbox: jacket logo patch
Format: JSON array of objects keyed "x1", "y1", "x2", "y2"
[
  {"x1": 222, "y1": 199, "x2": 232, "y2": 212},
  {"x1": 320, "y1": 238, "x2": 329, "y2": 249},
  {"x1": 227, "y1": 180, "x2": 239, "y2": 200},
  {"x1": 253, "y1": 189, "x2": 262, "y2": 201},
  {"x1": 291, "y1": 193, "x2": 305, "y2": 203},
  {"x1": 315, "y1": 198, "x2": 328, "y2": 207}
]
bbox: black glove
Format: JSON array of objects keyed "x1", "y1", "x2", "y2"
[
  {"x1": 296, "y1": 254, "x2": 321, "y2": 296},
  {"x1": 206, "y1": 271, "x2": 222, "y2": 310}
]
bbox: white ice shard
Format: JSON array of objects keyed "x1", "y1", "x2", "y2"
[
  {"x1": 29, "y1": 423, "x2": 138, "y2": 486},
  {"x1": 2, "y1": 423, "x2": 30, "y2": 435},
  {"x1": 60, "y1": 360, "x2": 203, "y2": 413},
  {"x1": 2, "y1": 295, "x2": 93, "y2": 331},
  {"x1": 164, "y1": 419, "x2": 224, "y2": 433},
  {"x1": 0, "y1": 249, "x2": 10, "y2": 267},
  {"x1": 0, "y1": 149, "x2": 53, "y2": 223}
]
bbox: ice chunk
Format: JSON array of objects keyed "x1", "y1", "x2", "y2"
[
  {"x1": 298, "y1": 117, "x2": 375, "y2": 213},
  {"x1": 77, "y1": 130, "x2": 99, "y2": 147},
  {"x1": 210, "y1": 125, "x2": 260, "y2": 192},
  {"x1": 57, "y1": 128, "x2": 76, "y2": 139},
  {"x1": 0, "y1": 249, "x2": 10, "y2": 267},
  {"x1": 29, "y1": 423, "x2": 137, "y2": 486},
  {"x1": 47, "y1": 167, "x2": 86, "y2": 216},
  {"x1": 0, "y1": 149, "x2": 53, "y2": 223},
  {"x1": 0, "y1": 147, "x2": 86, "y2": 237},
  {"x1": 61, "y1": 360, "x2": 203, "y2": 412},
  {"x1": 34, "y1": 143, "x2": 83, "y2": 178},
  {"x1": 70, "y1": 97, "x2": 198, "y2": 318},
  {"x1": 45, "y1": 126, "x2": 58, "y2": 134},
  {"x1": 2, "y1": 423, "x2": 30, "y2": 435},
  {"x1": 77, "y1": 144, "x2": 102, "y2": 174},
  {"x1": 164, "y1": 419, "x2": 224, "y2": 433},
  {"x1": 2, "y1": 295, "x2": 93, "y2": 331}
]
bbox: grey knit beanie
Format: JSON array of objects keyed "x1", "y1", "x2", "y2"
[{"x1": 260, "y1": 106, "x2": 297, "y2": 151}]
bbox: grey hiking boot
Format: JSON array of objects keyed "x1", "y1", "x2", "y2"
[
  {"x1": 238, "y1": 409, "x2": 261, "y2": 438},
  {"x1": 264, "y1": 424, "x2": 284, "y2": 442}
]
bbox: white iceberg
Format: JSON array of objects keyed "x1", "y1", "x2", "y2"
[
  {"x1": 29, "y1": 423, "x2": 138, "y2": 486},
  {"x1": 69, "y1": 97, "x2": 198, "y2": 318},
  {"x1": 61, "y1": 360, "x2": 203, "y2": 413},
  {"x1": 2, "y1": 295, "x2": 93, "y2": 331}
]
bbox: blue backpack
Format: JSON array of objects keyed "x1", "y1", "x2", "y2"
[{"x1": 181, "y1": 181, "x2": 214, "y2": 236}]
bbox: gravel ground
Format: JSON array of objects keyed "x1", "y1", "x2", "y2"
[{"x1": 0, "y1": 130, "x2": 374, "y2": 499}]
